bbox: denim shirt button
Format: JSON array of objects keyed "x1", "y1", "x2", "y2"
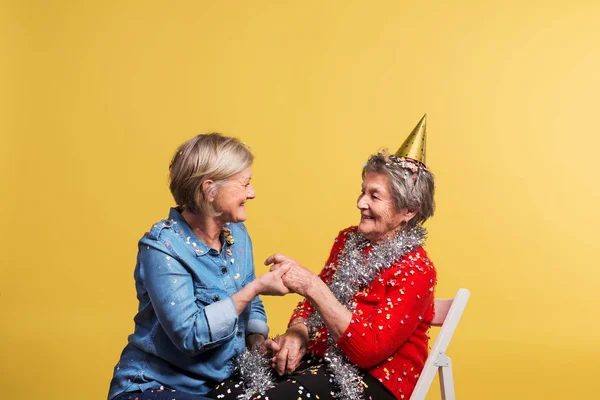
[
  {"x1": 213, "y1": 295, "x2": 220, "y2": 301},
  {"x1": 236, "y1": 331, "x2": 243, "y2": 337},
  {"x1": 221, "y1": 267, "x2": 228, "y2": 274}
]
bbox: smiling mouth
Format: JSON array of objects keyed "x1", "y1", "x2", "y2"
[{"x1": 361, "y1": 215, "x2": 374, "y2": 220}]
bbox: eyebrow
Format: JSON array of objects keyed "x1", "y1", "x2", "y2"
[{"x1": 363, "y1": 183, "x2": 381, "y2": 190}]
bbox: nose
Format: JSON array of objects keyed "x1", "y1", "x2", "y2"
[
  {"x1": 357, "y1": 194, "x2": 368, "y2": 210},
  {"x1": 247, "y1": 184, "x2": 256, "y2": 200}
]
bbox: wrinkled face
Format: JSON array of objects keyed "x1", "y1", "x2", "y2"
[
  {"x1": 357, "y1": 172, "x2": 413, "y2": 244},
  {"x1": 213, "y1": 167, "x2": 255, "y2": 223}
]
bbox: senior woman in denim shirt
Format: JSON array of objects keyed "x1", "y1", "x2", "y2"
[{"x1": 108, "y1": 133, "x2": 291, "y2": 400}]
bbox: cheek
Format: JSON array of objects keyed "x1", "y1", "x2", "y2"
[{"x1": 378, "y1": 206, "x2": 396, "y2": 226}]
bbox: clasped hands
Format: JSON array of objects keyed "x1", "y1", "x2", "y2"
[
  {"x1": 255, "y1": 253, "x2": 320, "y2": 298},
  {"x1": 254, "y1": 254, "x2": 319, "y2": 376}
]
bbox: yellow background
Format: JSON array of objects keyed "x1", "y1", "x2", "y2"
[{"x1": 2, "y1": 1, "x2": 599, "y2": 399}]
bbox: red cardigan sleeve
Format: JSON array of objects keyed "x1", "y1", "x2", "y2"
[
  {"x1": 289, "y1": 228, "x2": 352, "y2": 325},
  {"x1": 335, "y1": 249, "x2": 436, "y2": 369}
]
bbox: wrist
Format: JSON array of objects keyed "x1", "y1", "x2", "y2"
[
  {"x1": 245, "y1": 279, "x2": 261, "y2": 298},
  {"x1": 246, "y1": 333, "x2": 266, "y2": 350},
  {"x1": 305, "y1": 277, "x2": 325, "y2": 302},
  {"x1": 288, "y1": 318, "x2": 308, "y2": 330},
  {"x1": 286, "y1": 322, "x2": 309, "y2": 340}
]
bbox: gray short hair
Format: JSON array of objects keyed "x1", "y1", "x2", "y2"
[
  {"x1": 169, "y1": 133, "x2": 254, "y2": 216},
  {"x1": 362, "y1": 151, "x2": 435, "y2": 230}
]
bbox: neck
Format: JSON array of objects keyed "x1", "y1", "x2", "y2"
[{"x1": 181, "y1": 209, "x2": 225, "y2": 251}]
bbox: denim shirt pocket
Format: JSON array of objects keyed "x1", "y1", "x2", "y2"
[{"x1": 194, "y1": 284, "x2": 227, "y2": 305}]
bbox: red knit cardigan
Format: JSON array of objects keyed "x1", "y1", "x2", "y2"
[{"x1": 289, "y1": 226, "x2": 437, "y2": 400}]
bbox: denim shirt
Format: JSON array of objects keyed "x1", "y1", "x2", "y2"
[{"x1": 108, "y1": 208, "x2": 268, "y2": 399}]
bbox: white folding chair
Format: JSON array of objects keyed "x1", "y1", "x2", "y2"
[{"x1": 410, "y1": 288, "x2": 470, "y2": 400}]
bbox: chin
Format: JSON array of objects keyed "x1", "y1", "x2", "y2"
[
  {"x1": 358, "y1": 225, "x2": 380, "y2": 243},
  {"x1": 222, "y1": 212, "x2": 246, "y2": 224},
  {"x1": 357, "y1": 224, "x2": 371, "y2": 237},
  {"x1": 235, "y1": 212, "x2": 247, "y2": 222}
]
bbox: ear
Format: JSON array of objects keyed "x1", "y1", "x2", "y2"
[
  {"x1": 202, "y1": 179, "x2": 217, "y2": 202},
  {"x1": 403, "y1": 209, "x2": 418, "y2": 223}
]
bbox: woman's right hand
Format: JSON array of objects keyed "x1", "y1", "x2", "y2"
[{"x1": 268, "y1": 323, "x2": 309, "y2": 375}]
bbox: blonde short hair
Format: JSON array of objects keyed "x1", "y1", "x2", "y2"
[{"x1": 169, "y1": 133, "x2": 254, "y2": 216}]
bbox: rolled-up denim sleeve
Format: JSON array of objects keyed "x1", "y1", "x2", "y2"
[
  {"x1": 140, "y1": 241, "x2": 238, "y2": 356},
  {"x1": 247, "y1": 317, "x2": 269, "y2": 337},
  {"x1": 204, "y1": 297, "x2": 239, "y2": 341}
]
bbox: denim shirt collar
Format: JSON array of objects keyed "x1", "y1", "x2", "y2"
[{"x1": 168, "y1": 207, "x2": 231, "y2": 257}]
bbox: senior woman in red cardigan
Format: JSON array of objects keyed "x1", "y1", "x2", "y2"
[{"x1": 209, "y1": 115, "x2": 437, "y2": 400}]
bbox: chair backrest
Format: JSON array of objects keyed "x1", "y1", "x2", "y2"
[
  {"x1": 410, "y1": 288, "x2": 470, "y2": 400},
  {"x1": 431, "y1": 298, "x2": 453, "y2": 327}
]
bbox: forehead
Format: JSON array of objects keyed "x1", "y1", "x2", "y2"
[{"x1": 362, "y1": 172, "x2": 390, "y2": 191}]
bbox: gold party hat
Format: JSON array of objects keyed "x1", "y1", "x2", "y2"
[{"x1": 394, "y1": 114, "x2": 427, "y2": 166}]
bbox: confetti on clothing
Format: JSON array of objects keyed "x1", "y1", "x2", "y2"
[
  {"x1": 289, "y1": 226, "x2": 437, "y2": 399},
  {"x1": 111, "y1": 386, "x2": 212, "y2": 400},
  {"x1": 207, "y1": 357, "x2": 394, "y2": 400}
]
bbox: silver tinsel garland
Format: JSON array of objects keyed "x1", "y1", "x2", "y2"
[
  {"x1": 233, "y1": 348, "x2": 275, "y2": 399},
  {"x1": 306, "y1": 226, "x2": 426, "y2": 334},
  {"x1": 323, "y1": 345, "x2": 366, "y2": 399},
  {"x1": 306, "y1": 226, "x2": 426, "y2": 400},
  {"x1": 235, "y1": 227, "x2": 426, "y2": 400}
]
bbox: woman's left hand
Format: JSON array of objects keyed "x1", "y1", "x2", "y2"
[
  {"x1": 246, "y1": 333, "x2": 266, "y2": 351},
  {"x1": 253, "y1": 264, "x2": 292, "y2": 296},
  {"x1": 264, "y1": 254, "x2": 318, "y2": 297},
  {"x1": 270, "y1": 324, "x2": 308, "y2": 375}
]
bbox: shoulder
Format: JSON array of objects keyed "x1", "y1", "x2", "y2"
[
  {"x1": 328, "y1": 226, "x2": 359, "y2": 252},
  {"x1": 333, "y1": 225, "x2": 359, "y2": 244},
  {"x1": 400, "y1": 247, "x2": 435, "y2": 272},
  {"x1": 403, "y1": 246, "x2": 433, "y2": 264},
  {"x1": 383, "y1": 246, "x2": 436, "y2": 281},
  {"x1": 339, "y1": 225, "x2": 358, "y2": 236},
  {"x1": 138, "y1": 216, "x2": 184, "y2": 254},
  {"x1": 144, "y1": 217, "x2": 179, "y2": 241},
  {"x1": 323, "y1": 226, "x2": 359, "y2": 265}
]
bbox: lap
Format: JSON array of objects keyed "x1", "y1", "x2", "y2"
[
  {"x1": 207, "y1": 356, "x2": 394, "y2": 400},
  {"x1": 113, "y1": 388, "x2": 212, "y2": 400}
]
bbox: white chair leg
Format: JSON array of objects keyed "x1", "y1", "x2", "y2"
[{"x1": 439, "y1": 359, "x2": 455, "y2": 400}]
